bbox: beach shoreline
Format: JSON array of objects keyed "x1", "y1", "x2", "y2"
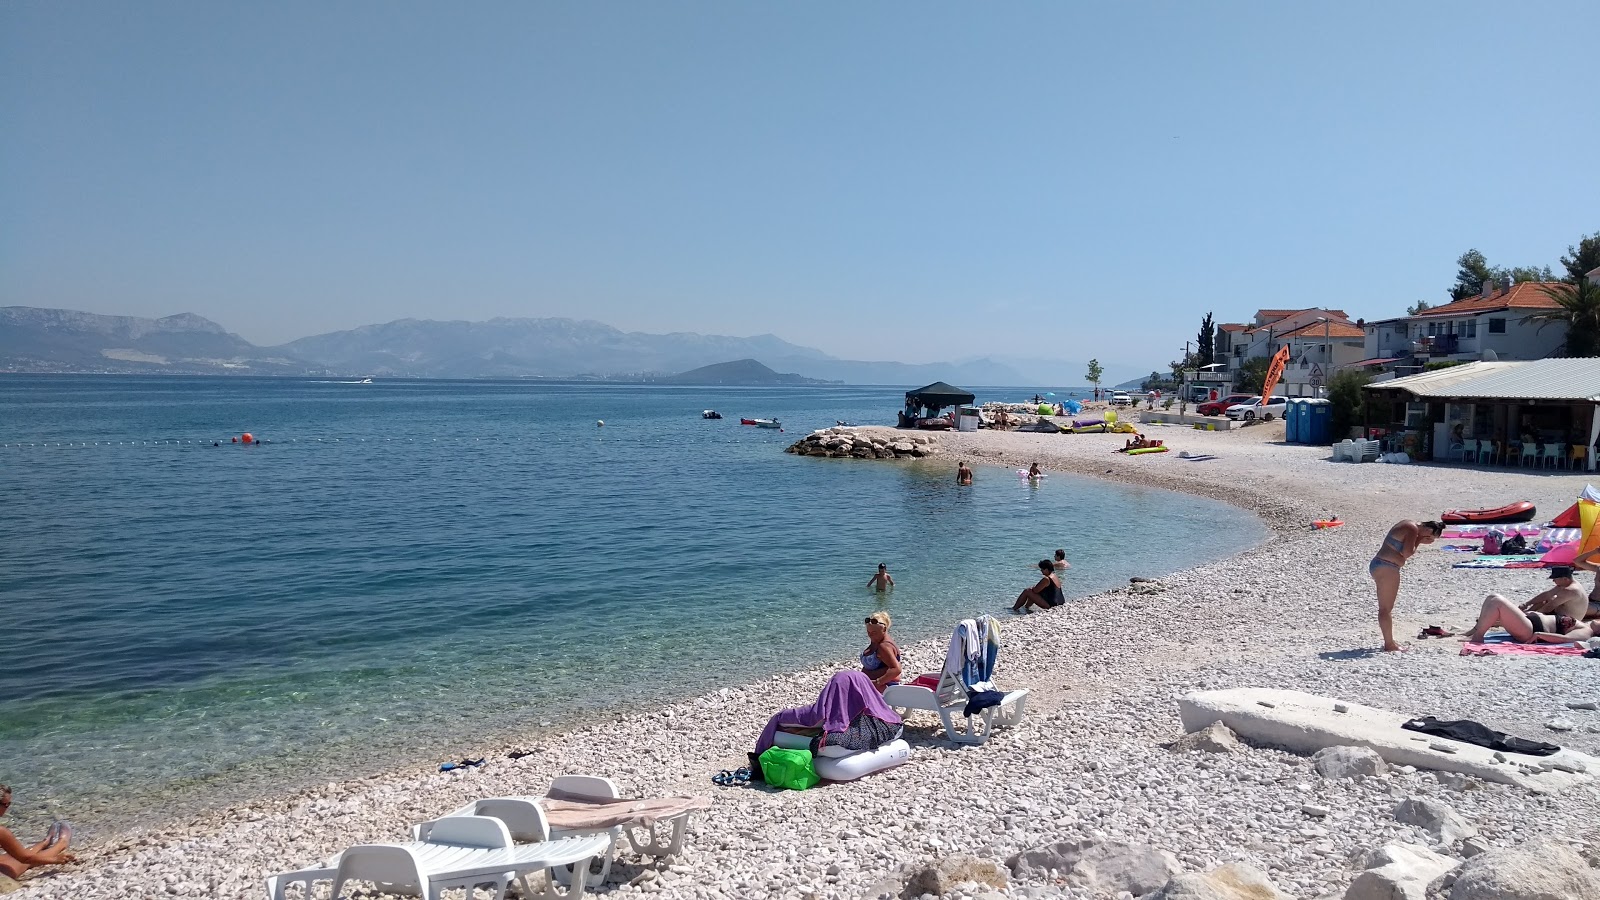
[{"x1": 17, "y1": 418, "x2": 1600, "y2": 899}]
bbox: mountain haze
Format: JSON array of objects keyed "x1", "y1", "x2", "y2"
[
  {"x1": 0, "y1": 306, "x2": 1129, "y2": 385},
  {"x1": 656, "y1": 359, "x2": 832, "y2": 385}
]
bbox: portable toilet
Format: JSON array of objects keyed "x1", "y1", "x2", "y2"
[
  {"x1": 1306, "y1": 398, "x2": 1332, "y2": 444},
  {"x1": 1285, "y1": 398, "x2": 1306, "y2": 443}
]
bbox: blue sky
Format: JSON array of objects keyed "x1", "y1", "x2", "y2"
[{"x1": 3, "y1": 3, "x2": 1596, "y2": 373}]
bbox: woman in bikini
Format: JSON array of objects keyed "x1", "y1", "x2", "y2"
[
  {"x1": 1370, "y1": 519, "x2": 1444, "y2": 652},
  {"x1": 860, "y1": 611, "x2": 902, "y2": 692}
]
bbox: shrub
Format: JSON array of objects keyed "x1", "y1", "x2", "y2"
[{"x1": 1327, "y1": 368, "x2": 1373, "y2": 441}]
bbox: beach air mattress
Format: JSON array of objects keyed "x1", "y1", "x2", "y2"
[
  {"x1": 1440, "y1": 501, "x2": 1537, "y2": 525},
  {"x1": 813, "y1": 739, "x2": 911, "y2": 782},
  {"x1": 1126, "y1": 446, "x2": 1168, "y2": 455}
]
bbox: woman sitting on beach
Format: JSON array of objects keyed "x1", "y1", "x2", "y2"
[
  {"x1": 1370, "y1": 519, "x2": 1444, "y2": 652},
  {"x1": 754, "y1": 671, "x2": 903, "y2": 758},
  {"x1": 0, "y1": 785, "x2": 75, "y2": 887},
  {"x1": 861, "y1": 611, "x2": 902, "y2": 692},
  {"x1": 1011, "y1": 559, "x2": 1063, "y2": 612},
  {"x1": 1461, "y1": 566, "x2": 1589, "y2": 644}
]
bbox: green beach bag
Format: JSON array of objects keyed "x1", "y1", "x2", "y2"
[{"x1": 757, "y1": 746, "x2": 820, "y2": 791}]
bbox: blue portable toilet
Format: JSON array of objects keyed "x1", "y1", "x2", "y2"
[
  {"x1": 1306, "y1": 398, "x2": 1332, "y2": 444},
  {"x1": 1285, "y1": 398, "x2": 1307, "y2": 443}
]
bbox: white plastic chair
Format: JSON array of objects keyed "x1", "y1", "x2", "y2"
[
  {"x1": 883, "y1": 616, "x2": 1029, "y2": 746},
  {"x1": 264, "y1": 814, "x2": 610, "y2": 900},
  {"x1": 1541, "y1": 443, "x2": 1563, "y2": 469}
]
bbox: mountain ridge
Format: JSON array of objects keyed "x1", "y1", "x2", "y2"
[{"x1": 0, "y1": 305, "x2": 1133, "y2": 385}]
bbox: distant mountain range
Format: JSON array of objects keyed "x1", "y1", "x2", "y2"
[
  {"x1": 653, "y1": 359, "x2": 835, "y2": 385},
  {"x1": 0, "y1": 306, "x2": 1134, "y2": 386}
]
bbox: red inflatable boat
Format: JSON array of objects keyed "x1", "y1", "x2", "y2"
[{"x1": 1440, "y1": 501, "x2": 1537, "y2": 524}]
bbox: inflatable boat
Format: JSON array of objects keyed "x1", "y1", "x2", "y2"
[
  {"x1": 1440, "y1": 501, "x2": 1537, "y2": 525},
  {"x1": 740, "y1": 418, "x2": 781, "y2": 428}
]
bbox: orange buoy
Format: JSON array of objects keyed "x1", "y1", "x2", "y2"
[{"x1": 241, "y1": 432, "x2": 254, "y2": 444}]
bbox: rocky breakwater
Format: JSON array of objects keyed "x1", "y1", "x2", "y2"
[{"x1": 784, "y1": 425, "x2": 940, "y2": 459}]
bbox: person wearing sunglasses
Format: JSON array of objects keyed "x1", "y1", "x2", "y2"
[
  {"x1": 0, "y1": 785, "x2": 76, "y2": 886},
  {"x1": 861, "y1": 612, "x2": 902, "y2": 692}
]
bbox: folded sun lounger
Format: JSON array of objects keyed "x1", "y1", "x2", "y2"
[
  {"x1": 442, "y1": 776, "x2": 708, "y2": 889},
  {"x1": 263, "y1": 814, "x2": 609, "y2": 900}
]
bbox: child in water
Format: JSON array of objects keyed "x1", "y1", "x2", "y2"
[{"x1": 866, "y1": 563, "x2": 895, "y2": 592}]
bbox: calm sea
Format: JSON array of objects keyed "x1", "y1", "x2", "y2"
[{"x1": 0, "y1": 376, "x2": 1266, "y2": 835}]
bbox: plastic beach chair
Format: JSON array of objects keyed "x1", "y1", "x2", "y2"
[
  {"x1": 441, "y1": 777, "x2": 702, "y2": 890},
  {"x1": 883, "y1": 615, "x2": 1029, "y2": 746},
  {"x1": 263, "y1": 814, "x2": 609, "y2": 900}
]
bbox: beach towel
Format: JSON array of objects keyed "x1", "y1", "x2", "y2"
[
  {"x1": 1442, "y1": 524, "x2": 1542, "y2": 539},
  {"x1": 542, "y1": 790, "x2": 711, "y2": 830},
  {"x1": 1460, "y1": 641, "x2": 1587, "y2": 657},
  {"x1": 1451, "y1": 555, "x2": 1543, "y2": 569},
  {"x1": 755, "y1": 670, "x2": 902, "y2": 755}
]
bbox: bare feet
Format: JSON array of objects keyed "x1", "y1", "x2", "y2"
[{"x1": 1381, "y1": 641, "x2": 1407, "y2": 652}]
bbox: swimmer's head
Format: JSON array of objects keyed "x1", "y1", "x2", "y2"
[
  {"x1": 877, "y1": 563, "x2": 886, "y2": 571},
  {"x1": 1054, "y1": 549, "x2": 1066, "y2": 561}
]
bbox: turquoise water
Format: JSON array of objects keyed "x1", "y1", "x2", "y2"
[{"x1": 0, "y1": 376, "x2": 1266, "y2": 834}]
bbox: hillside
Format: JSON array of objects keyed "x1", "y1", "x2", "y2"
[{"x1": 0, "y1": 307, "x2": 308, "y2": 374}]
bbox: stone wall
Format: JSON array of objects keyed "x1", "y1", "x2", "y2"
[{"x1": 785, "y1": 426, "x2": 940, "y2": 459}]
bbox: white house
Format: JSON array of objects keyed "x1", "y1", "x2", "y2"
[
  {"x1": 1212, "y1": 308, "x2": 1362, "y2": 396},
  {"x1": 1357, "y1": 280, "x2": 1573, "y2": 379}
]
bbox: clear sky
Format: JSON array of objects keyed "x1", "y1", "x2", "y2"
[{"x1": 3, "y1": 2, "x2": 1596, "y2": 371}]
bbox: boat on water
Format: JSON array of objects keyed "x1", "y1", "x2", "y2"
[
  {"x1": 741, "y1": 418, "x2": 781, "y2": 428},
  {"x1": 702, "y1": 410, "x2": 723, "y2": 419}
]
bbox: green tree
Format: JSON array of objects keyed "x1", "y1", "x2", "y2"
[
  {"x1": 1408, "y1": 300, "x2": 1432, "y2": 316},
  {"x1": 1235, "y1": 356, "x2": 1270, "y2": 394},
  {"x1": 1140, "y1": 371, "x2": 1168, "y2": 391},
  {"x1": 1559, "y1": 232, "x2": 1600, "y2": 283},
  {"x1": 1450, "y1": 249, "x2": 1495, "y2": 301},
  {"x1": 1085, "y1": 358, "x2": 1104, "y2": 394},
  {"x1": 1524, "y1": 281, "x2": 1600, "y2": 357},
  {"x1": 1197, "y1": 313, "x2": 1216, "y2": 366},
  {"x1": 1327, "y1": 368, "x2": 1372, "y2": 442},
  {"x1": 1500, "y1": 264, "x2": 1554, "y2": 283}
]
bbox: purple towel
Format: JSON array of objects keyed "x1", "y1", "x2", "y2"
[{"x1": 756, "y1": 671, "x2": 903, "y2": 755}]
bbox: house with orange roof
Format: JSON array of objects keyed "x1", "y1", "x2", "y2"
[
  {"x1": 1208, "y1": 308, "x2": 1362, "y2": 397},
  {"x1": 1357, "y1": 280, "x2": 1574, "y2": 379}
]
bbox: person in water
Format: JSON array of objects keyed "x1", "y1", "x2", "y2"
[
  {"x1": 866, "y1": 563, "x2": 895, "y2": 592},
  {"x1": 0, "y1": 785, "x2": 75, "y2": 887},
  {"x1": 1027, "y1": 462, "x2": 1043, "y2": 478},
  {"x1": 1053, "y1": 549, "x2": 1072, "y2": 572},
  {"x1": 860, "y1": 611, "x2": 902, "y2": 692},
  {"x1": 1461, "y1": 566, "x2": 1590, "y2": 644},
  {"x1": 957, "y1": 462, "x2": 973, "y2": 485},
  {"x1": 1011, "y1": 559, "x2": 1063, "y2": 612},
  {"x1": 1370, "y1": 519, "x2": 1444, "y2": 651}
]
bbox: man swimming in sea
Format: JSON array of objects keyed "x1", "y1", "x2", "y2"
[{"x1": 957, "y1": 462, "x2": 973, "y2": 485}]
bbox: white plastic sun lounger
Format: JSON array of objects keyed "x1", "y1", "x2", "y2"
[
  {"x1": 883, "y1": 615, "x2": 1029, "y2": 746},
  {"x1": 442, "y1": 776, "x2": 704, "y2": 889},
  {"x1": 263, "y1": 814, "x2": 610, "y2": 900}
]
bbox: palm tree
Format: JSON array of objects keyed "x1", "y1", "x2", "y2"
[{"x1": 1523, "y1": 281, "x2": 1600, "y2": 357}]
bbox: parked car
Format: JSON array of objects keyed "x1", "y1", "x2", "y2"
[
  {"x1": 1109, "y1": 391, "x2": 1134, "y2": 407},
  {"x1": 1226, "y1": 396, "x2": 1288, "y2": 421},
  {"x1": 1198, "y1": 393, "x2": 1254, "y2": 416}
]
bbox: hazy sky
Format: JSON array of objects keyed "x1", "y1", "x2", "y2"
[{"x1": 3, "y1": 3, "x2": 1596, "y2": 370}]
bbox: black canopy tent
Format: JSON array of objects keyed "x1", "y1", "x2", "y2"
[{"x1": 901, "y1": 381, "x2": 976, "y2": 427}]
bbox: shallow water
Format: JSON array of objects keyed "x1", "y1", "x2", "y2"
[{"x1": 0, "y1": 376, "x2": 1266, "y2": 835}]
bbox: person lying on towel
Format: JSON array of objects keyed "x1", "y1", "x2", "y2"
[
  {"x1": 755, "y1": 671, "x2": 903, "y2": 758},
  {"x1": 1461, "y1": 566, "x2": 1590, "y2": 644}
]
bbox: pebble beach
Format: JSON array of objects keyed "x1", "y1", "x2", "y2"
[{"x1": 15, "y1": 417, "x2": 1600, "y2": 900}]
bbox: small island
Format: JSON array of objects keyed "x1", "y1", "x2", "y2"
[{"x1": 652, "y1": 358, "x2": 839, "y2": 385}]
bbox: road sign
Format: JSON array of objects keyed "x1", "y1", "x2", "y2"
[{"x1": 1309, "y1": 364, "x2": 1325, "y2": 387}]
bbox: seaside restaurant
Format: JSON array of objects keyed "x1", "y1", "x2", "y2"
[{"x1": 1361, "y1": 359, "x2": 1600, "y2": 470}]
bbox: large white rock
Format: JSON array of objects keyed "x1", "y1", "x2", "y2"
[
  {"x1": 1177, "y1": 688, "x2": 1594, "y2": 793},
  {"x1": 1146, "y1": 863, "x2": 1292, "y2": 899},
  {"x1": 1344, "y1": 843, "x2": 1458, "y2": 900},
  {"x1": 1393, "y1": 798, "x2": 1476, "y2": 845},
  {"x1": 1436, "y1": 838, "x2": 1600, "y2": 899},
  {"x1": 1007, "y1": 839, "x2": 1181, "y2": 896},
  {"x1": 1314, "y1": 745, "x2": 1388, "y2": 778}
]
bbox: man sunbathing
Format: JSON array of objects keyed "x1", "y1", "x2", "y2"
[
  {"x1": 0, "y1": 785, "x2": 75, "y2": 886},
  {"x1": 1461, "y1": 566, "x2": 1589, "y2": 643}
]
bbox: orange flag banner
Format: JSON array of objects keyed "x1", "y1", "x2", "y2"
[{"x1": 1259, "y1": 345, "x2": 1291, "y2": 402}]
